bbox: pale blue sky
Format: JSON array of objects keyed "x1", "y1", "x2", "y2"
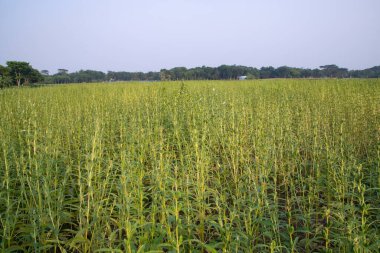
[{"x1": 0, "y1": 0, "x2": 379, "y2": 73}]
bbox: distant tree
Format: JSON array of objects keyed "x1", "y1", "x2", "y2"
[
  {"x1": 28, "y1": 69, "x2": 44, "y2": 84},
  {"x1": 58, "y1": 69, "x2": 68, "y2": 74},
  {"x1": 260, "y1": 66, "x2": 276, "y2": 79},
  {"x1": 7, "y1": 61, "x2": 30, "y2": 86},
  {"x1": 41, "y1": 70, "x2": 49, "y2": 76},
  {"x1": 0, "y1": 64, "x2": 12, "y2": 88},
  {"x1": 366, "y1": 66, "x2": 380, "y2": 78},
  {"x1": 277, "y1": 66, "x2": 292, "y2": 78},
  {"x1": 289, "y1": 68, "x2": 302, "y2": 78},
  {"x1": 0, "y1": 75, "x2": 12, "y2": 88},
  {"x1": 352, "y1": 66, "x2": 380, "y2": 78},
  {"x1": 170, "y1": 67, "x2": 187, "y2": 80},
  {"x1": 50, "y1": 69, "x2": 71, "y2": 83},
  {"x1": 146, "y1": 71, "x2": 160, "y2": 81},
  {"x1": 319, "y1": 65, "x2": 348, "y2": 78},
  {"x1": 160, "y1": 69, "x2": 172, "y2": 81},
  {"x1": 70, "y1": 70, "x2": 106, "y2": 83},
  {"x1": 320, "y1": 64, "x2": 339, "y2": 77},
  {"x1": 299, "y1": 68, "x2": 312, "y2": 78},
  {"x1": 6, "y1": 61, "x2": 42, "y2": 86},
  {"x1": 311, "y1": 68, "x2": 322, "y2": 78},
  {"x1": 0, "y1": 64, "x2": 7, "y2": 75},
  {"x1": 0, "y1": 64, "x2": 9, "y2": 78},
  {"x1": 217, "y1": 65, "x2": 233, "y2": 79}
]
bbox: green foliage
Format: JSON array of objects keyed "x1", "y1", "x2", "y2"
[
  {"x1": 0, "y1": 79, "x2": 379, "y2": 252},
  {"x1": 157, "y1": 65, "x2": 379, "y2": 80},
  {"x1": 0, "y1": 64, "x2": 8, "y2": 76},
  {"x1": 0, "y1": 75, "x2": 12, "y2": 88},
  {"x1": 70, "y1": 70, "x2": 106, "y2": 83},
  {"x1": 4, "y1": 61, "x2": 43, "y2": 86},
  {"x1": 38, "y1": 65, "x2": 380, "y2": 84},
  {"x1": 40, "y1": 70, "x2": 49, "y2": 76},
  {"x1": 0, "y1": 65, "x2": 12, "y2": 88}
]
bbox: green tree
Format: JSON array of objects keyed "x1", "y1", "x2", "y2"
[
  {"x1": 53, "y1": 69, "x2": 71, "y2": 84},
  {"x1": 0, "y1": 64, "x2": 12, "y2": 88},
  {"x1": 57, "y1": 69, "x2": 68, "y2": 74},
  {"x1": 40, "y1": 70, "x2": 49, "y2": 76},
  {"x1": 260, "y1": 66, "x2": 276, "y2": 79},
  {"x1": 160, "y1": 69, "x2": 172, "y2": 81},
  {"x1": 6, "y1": 61, "x2": 42, "y2": 86},
  {"x1": 0, "y1": 64, "x2": 8, "y2": 75}
]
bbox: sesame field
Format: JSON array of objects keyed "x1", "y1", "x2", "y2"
[{"x1": 0, "y1": 79, "x2": 379, "y2": 252}]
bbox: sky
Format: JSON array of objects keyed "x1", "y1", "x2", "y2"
[{"x1": 0, "y1": 0, "x2": 379, "y2": 74}]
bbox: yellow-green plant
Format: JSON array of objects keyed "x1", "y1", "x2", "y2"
[{"x1": 0, "y1": 79, "x2": 379, "y2": 252}]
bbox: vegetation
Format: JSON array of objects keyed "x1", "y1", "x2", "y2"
[
  {"x1": 0, "y1": 61, "x2": 42, "y2": 88},
  {"x1": 2, "y1": 61, "x2": 380, "y2": 86},
  {"x1": 44, "y1": 65, "x2": 380, "y2": 84},
  {"x1": 0, "y1": 79, "x2": 379, "y2": 252}
]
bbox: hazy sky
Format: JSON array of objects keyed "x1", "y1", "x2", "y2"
[{"x1": 1, "y1": 0, "x2": 379, "y2": 73}]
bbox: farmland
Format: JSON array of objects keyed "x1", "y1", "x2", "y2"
[{"x1": 0, "y1": 79, "x2": 379, "y2": 252}]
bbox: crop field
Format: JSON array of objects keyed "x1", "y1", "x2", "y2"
[{"x1": 0, "y1": 79, "x2": 379, "y2": 252}]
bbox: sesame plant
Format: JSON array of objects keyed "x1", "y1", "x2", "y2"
[{"x1": 0, "y1": 79, "x2": 379, "y2": 252}]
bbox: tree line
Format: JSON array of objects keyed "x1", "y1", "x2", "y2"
[{"x1": 1, "y1": 61, "x2": 380, "y2": 87}]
